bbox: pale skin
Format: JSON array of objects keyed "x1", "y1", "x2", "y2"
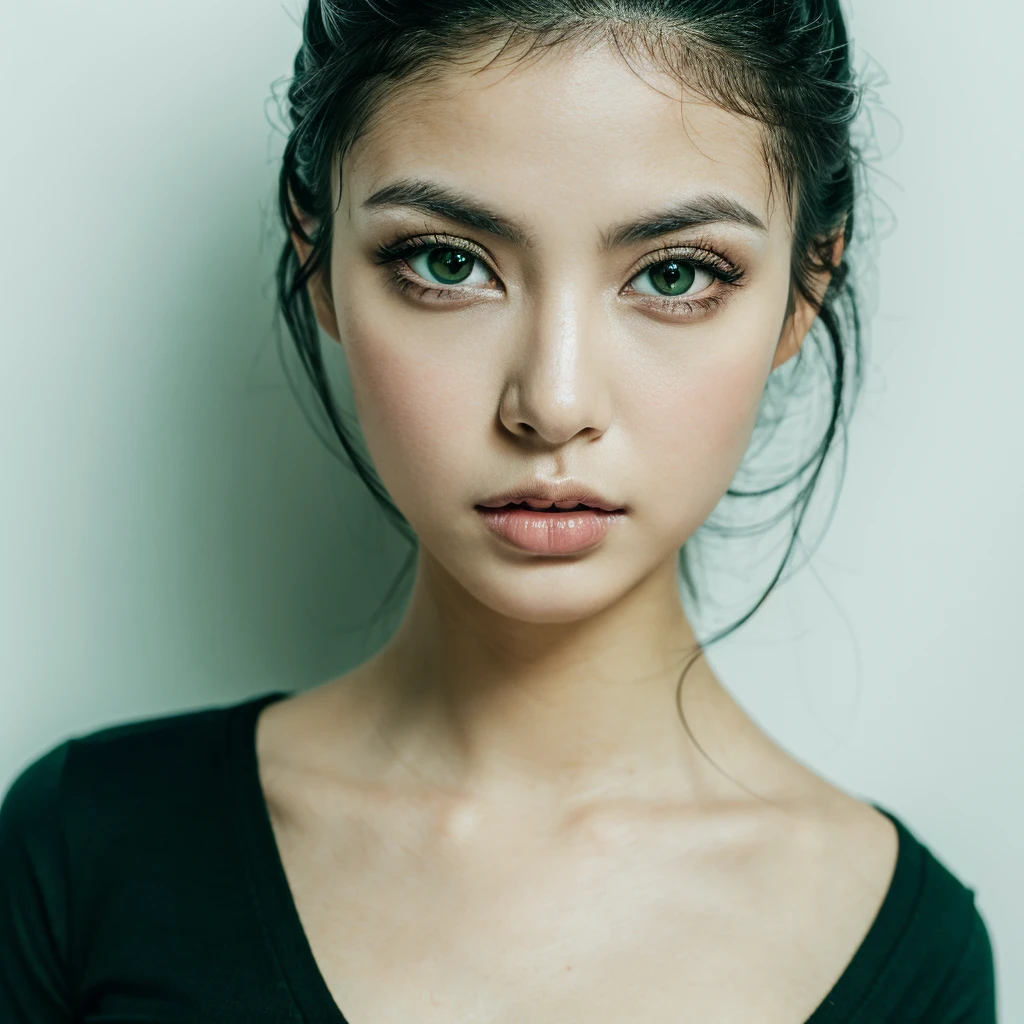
[{"x1": 258, "y1": 33, "x2": 898, "y2": 1024}]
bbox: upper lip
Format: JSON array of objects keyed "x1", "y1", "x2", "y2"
[{"x1": 476, "y1": 479, "x2": 626, "y2": 513}]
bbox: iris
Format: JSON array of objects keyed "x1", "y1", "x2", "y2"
[
  {"x1": 426, "y1": 247, "x2": 474, "y2": 284},
  {"x1": 647, "y1": 260, "x2": 696, "y2": 296}
]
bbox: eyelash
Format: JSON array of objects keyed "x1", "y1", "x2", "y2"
[{"x1": 371, "y1": 233, "x2": 746, "y2": 318}]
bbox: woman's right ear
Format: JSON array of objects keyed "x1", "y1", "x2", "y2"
[{"x1": 288, "y1": 204, "x2": 341, "y2": 343}]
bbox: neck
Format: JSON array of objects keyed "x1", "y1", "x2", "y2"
[{"x1": 335, "y1": 549, "x2": 788, "y2": 811}]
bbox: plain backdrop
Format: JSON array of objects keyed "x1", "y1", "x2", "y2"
[{"x1": 1, "y1": 0, "x2": 1020, "y2": 1017}]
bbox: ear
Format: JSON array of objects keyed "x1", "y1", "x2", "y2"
[
  {"x1": 289, "y1": 199, "x2": 341, "y2": 343},
  {"x1": 771, "y1": 231, "x2": 846, "y2": 371}
]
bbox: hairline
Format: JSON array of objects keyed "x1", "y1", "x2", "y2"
[{"x1": 332, "y1": 21, "x2": 797, "y2": 229}]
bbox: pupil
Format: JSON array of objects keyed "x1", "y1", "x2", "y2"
[
  {"x1": 650, "y1": 260, "x2": 696, "y2": 296},
  {"x1": 428, "y1": 247, "x2": 474, "y2": 284}
]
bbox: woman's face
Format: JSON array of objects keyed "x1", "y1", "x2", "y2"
[{"x1": 314, "y1": 38, "x2": 815, "y2": 623}]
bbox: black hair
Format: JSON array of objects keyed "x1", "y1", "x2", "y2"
[{"x1": 274, "y1": 0, "x2": 871, "y2": 801}]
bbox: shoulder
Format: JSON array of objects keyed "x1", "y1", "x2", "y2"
[
  {"x1": 792, "y1": 782, "x2": 998, "y2": 1021},
  {"x1": 0, "y1": 693, "x2": 284, "y2": 1015},
  {"x1": 899, "y1": 817, "x2": 998, "y2": 1020},
  {"x1": 0, "y1": 691, "x2": 285, "y2": 924},
  {"x1": 0, "y1": 738, "x2": 72, "y2": 893},
  {"x1": 0, "y1": 739, "x2": 77, "y2": 1017},
  {"x1": 0, "y1": 738, "x2": 70, "y2": 834},
  {"x1": 931, "y1": 896, "x2": 998, "y2": 1021},
  {"x1": 854, "y1": 800, "x2": 998, "y2": 1021},
  {"x1": 1, "y1": 693, "x2": 275, "y2": 855}
]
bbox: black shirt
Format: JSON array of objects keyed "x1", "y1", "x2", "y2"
[{"x1": 0, "y1": 690, "x2": 999, "y2": 1022}]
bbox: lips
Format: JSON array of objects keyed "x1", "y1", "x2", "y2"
[
  {"x1": 476, "y1": 484, "x2": 626, "y2": 513},
  {"x1": 476, "y1": 503, "x2": 624, "y2": 554},
  {"x1": 498, "y1": 500, "x2": 600, "y2": 512}
]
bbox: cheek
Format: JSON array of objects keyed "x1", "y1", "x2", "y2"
[
  {"x1": 337, "y1": 314, "x2": 489, "y2": 517},
  {"x1": 623, "y1": 317, "x2": 783, "y2": 543}
]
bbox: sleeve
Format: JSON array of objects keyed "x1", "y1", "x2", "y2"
[
  {"x1": 925, "y1": 894, "x2": 999, "y2": 1023},
  {"x1": 0, "y1": 742, "x2": 77, "y2": 1023}
]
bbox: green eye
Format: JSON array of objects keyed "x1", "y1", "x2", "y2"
[
  {"x1": 419, "y1": 246, "x2": 475, "y2": 285},
  {"x1": 645, "y1": 260, "x2": 697, "y2": 297}
]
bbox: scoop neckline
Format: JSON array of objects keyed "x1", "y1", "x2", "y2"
[{"x1": 228, "y1": 689, "x2": 917, "y2": 1024}]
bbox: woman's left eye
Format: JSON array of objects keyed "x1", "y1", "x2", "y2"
[
  {"x1": 630, "y1": 260, "x2": 715, "y2": 299},
  {"x1": 406, "y1": 246, "x2": 494, "y2": 287}
]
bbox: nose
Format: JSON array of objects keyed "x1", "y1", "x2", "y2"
[{"x1": 497, "y1": 282, "x2": 615, "y2": 447}]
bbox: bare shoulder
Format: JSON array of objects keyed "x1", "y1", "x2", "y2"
[
  {"x1": 825, "y1": 786, "x2": 899, "y2": 879},
  {"x1": 252, "y1": 674, "x2": 376, "y2": 820},
  {"x1": 256, "y1": 674, "x2": 370, "y2": 764},
  {"x1": 795, "y1": 781, "x2": 902, "y2": 922}
]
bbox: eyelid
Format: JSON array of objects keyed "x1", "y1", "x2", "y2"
[
  {"x1": 374, "y1": 233, "x2": 498, "y2": 272},
  {"x1": 628, "y1": 243, "x2": 742, "y2": 283}
]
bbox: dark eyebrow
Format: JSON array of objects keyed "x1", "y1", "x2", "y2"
[
  {"x1": 362, "y1": 178, "x2": 534, "y2": 248},
  {"x1": 361, "y1": 178, "x2": 766, "y2": 250},
  {"x1": 600, "y1": 194, "x2": 767, "y2": 250}
]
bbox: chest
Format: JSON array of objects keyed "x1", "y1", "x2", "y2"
[{"x1": 260, "y1": 786, "x2": 898, "y2": 1024}]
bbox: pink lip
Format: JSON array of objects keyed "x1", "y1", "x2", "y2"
[{"x1": 475, "y1": 505, "x2": 625, "y2": 555}]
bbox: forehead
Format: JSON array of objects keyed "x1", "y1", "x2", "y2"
[{"x1": 343, "y1": 37, "x2": 780, "y2": 237}]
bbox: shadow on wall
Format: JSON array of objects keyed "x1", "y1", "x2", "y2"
[{"x1": 150, "y1": 187, "x2": 412, "y2": 701}]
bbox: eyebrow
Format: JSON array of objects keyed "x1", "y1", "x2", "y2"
[
  {"x1": 363, "y1": 178, "x2": 535, "y2": 247},
  {"x1": 602, "y1": 194, "x2": 768, "y2": 248},
  {"x1": 361, "y1": 178, "x2": 768, "y2": 251}
]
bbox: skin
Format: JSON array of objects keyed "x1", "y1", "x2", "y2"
[
  {"x1": 287, "y1": 33, "x2": 842, "y2": 806},
  {"x1": 264, "y1": 34, "x2": 896, "y2": 1022}
]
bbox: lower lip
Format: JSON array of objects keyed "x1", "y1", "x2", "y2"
[{"x1": 475, "y1": 506, "x2": 626, "y2": 555}]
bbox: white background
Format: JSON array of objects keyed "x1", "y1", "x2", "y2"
[{"x1": 1, "y1": 1, "x2": 1020, "y2": 1017}]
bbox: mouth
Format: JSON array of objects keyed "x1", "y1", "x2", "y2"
[
  {"x1": 475, "y1": 493, "x2": 627, "y2": 514},
  {"x1": 475, "y1": 480, "x2": 628, "y2": 522},
  {"x1": 474, "y1": 501, "x2": 626, "y2": 555},
  {"x1": 479, "y1": 501, "x2": 611, "y2": 513}
]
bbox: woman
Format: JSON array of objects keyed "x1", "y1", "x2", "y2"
[{"x1": 0, "y1": 1, "x2": 998, "y2": 1021}]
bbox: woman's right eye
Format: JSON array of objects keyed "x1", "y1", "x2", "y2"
[{"x1": 406, "y1": 246, "x2": 495, "y2": 288}]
